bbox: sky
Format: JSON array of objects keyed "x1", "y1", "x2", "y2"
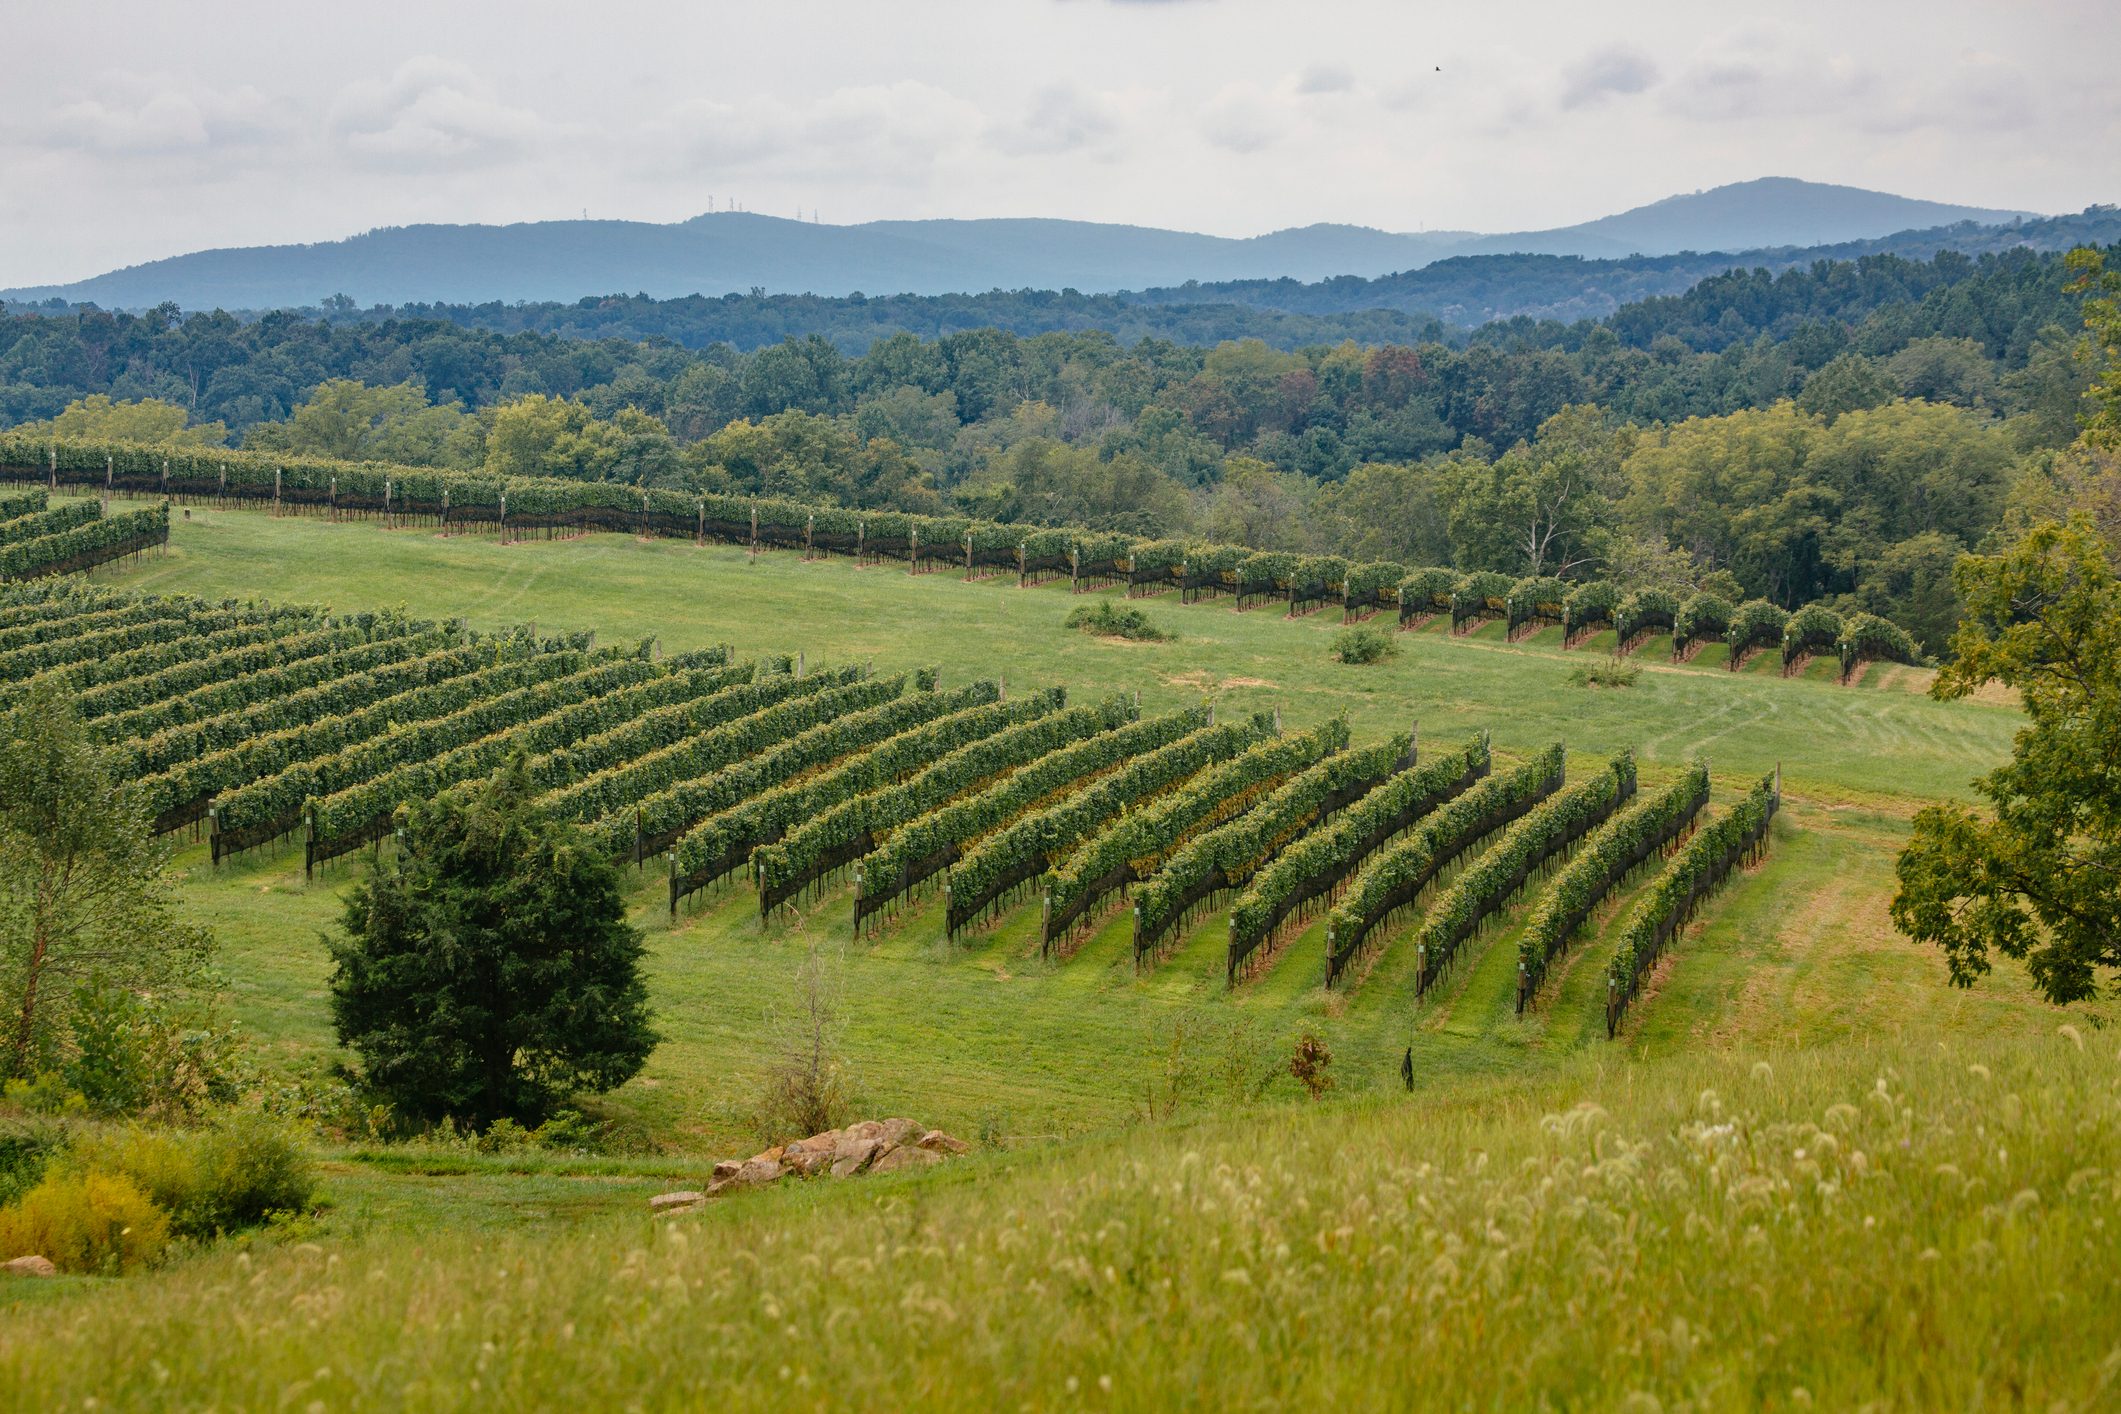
[{"x1": 4, "y1": 0, "x2": 2116, "y2": 285}]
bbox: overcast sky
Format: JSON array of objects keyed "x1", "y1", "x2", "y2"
[{"x1": 4, "y1": 0, "x2": 2114, "y2": 285}]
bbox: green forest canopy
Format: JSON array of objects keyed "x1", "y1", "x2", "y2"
[{"x1": 1, "y1": 242, "x2": 2112, "y2": 652}]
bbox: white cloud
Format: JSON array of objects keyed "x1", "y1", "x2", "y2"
[
  {"x1": 1661, "y1": 31, "x2": 1877, "y2": 124},
  {"x1": 1199, "y1": 84, "x2": 1286, "y2": 154},
  {"x1": 328, "y1": 57, "x2": 563, "y2": 172},
  {"x1": 650, "y1": 81, "x2": 981, "y2": 180},
  {"x1": 1296, "y1": 63, "x2": 1355, "y2": 97},
  {"x1": 36, "y1": 80, "x2": 287, "y2": 157},
  {"x1": 1560, "y1": 47, "x2": 1659, "y2": 110},
  {"x1": 994, "y1": 86, "x2": 1122, "y2": 156}
]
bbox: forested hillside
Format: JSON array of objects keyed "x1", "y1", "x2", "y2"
[{"x1": 1, "y1": 240, "x2": 2110, "y2": 649}]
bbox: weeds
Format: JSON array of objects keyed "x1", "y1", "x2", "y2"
[{"x1": 1065, "y1": 601, "x2": 1169, "y2": 642}]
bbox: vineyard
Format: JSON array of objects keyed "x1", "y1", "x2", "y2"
[
  {"x1": 4, "y1": 575, "x2": 1783, "y2": 1052},
  {"x1": 0, "y1": 434, "x2": 1922, "y2": 683},
  {"x1": 0, "y1": 486, "x2": 169, "y2": 581}
]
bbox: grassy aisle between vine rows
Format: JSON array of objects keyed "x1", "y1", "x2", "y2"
[{"x1": 5, "y1": 1029, "x2": 2115, "y2": 1409}]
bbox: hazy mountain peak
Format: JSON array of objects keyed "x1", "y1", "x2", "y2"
[{"x1": 2, "y1": 178, "x2": 2045, "y2": 312}]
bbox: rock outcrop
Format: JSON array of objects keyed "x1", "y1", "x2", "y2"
[{"x1": 650, "y1": 1118, "x2": 972, "y2": 1209}]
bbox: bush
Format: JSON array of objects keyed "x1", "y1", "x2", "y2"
[
  {"x1": 61, "y1": 981, "x2": 245, "y2": 1121},
  {"x1": 0, "y1": 1169, "x2": 168, "y2": 1273},
  {"x1": 187, "y1": 1117, "x2": 313, "y2": 1233},
  {"x1": 0, "y1": 1116, "x2": 67, "y2": 1207},
  {"x1": 1568, "y1": 660, "x2": 1641, "y2": 689},
  {"x1": 1289, "y1": 1034, "x2": 1334, "y2": 1100},
  {"x1": 63, "y1": 1116, "x2": 312, "y2": 1238},
  {"x1": 1065, "y1": 601, "x2": 1168, "y2": 642},
  {"x1": 1331, "y1": 627, "x2": 1398, "y2": 665}
]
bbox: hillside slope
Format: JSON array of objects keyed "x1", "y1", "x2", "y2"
[{"x1": 2, "y1": 179, "x2": 2037, "y2": 310}]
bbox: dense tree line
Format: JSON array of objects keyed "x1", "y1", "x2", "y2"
[{"x1": 0, "y1": 240, "x2": 2111, "y2": 652}]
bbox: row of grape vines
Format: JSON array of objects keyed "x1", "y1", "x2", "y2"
[
  {"x1": 0, "y1": 489, "x2": 168, "y2": 581},
  {"x1": 0, "y1": 434, "x2": 1918, "y2": 682},
  {"x1": 2, "y1": 576, "x2": 1778, "y2": 1043}
]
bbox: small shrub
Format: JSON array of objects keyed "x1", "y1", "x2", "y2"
[
  {"x1": 1568, "y1": 659, "x2": 1641, "y2": 689},
  {"x1": 1289, "y1": 1034, "x2": 1334, "y2": 1100},
  {"x1": 0, "y1": 1169, "x2": 169, "y2": 1274},
  {"x1": 755, "y1": 949, "x2": 853, "y2": 1144},
  {"x1": 2, "y1": 1073, "x2": 88, "y2": 1118},
  {"x1": 1331, "y1": 627, "x2": 1398, "y2": 665},
  {"x1": 60, "y1": 1128, "x2": 197, "y2": 1227},
  {"x1": 61, "y1": 981, "x2": 245, "y2": 1122},
  {"x1": 187, "y1": 1116, "x2": 314, "y2": 1233},
  {"x1": 1065, "y1": 601, "x2": 1169, "y2": 642},
  {"x1": 63, "y1": 1116, "x2": 312, "y2": 1238}
]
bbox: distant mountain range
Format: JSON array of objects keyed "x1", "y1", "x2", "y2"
[{"x1": 3, "y1": 178, "x2": 2039, "y2": 312}]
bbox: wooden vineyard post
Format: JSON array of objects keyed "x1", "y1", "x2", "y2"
[
  {"x1": 1416, "y1": 943, "x2": 1426, "y2": 998},
  {"x1": 48, "y1": 447, "x2": 56, "y2": 490},
  {"x1": 855, "y1": 518, "x2": 865, "y2": 564},
  {"x1": 1040, "y1": 889, "x2": 1053, "y2": 958},
  {"x1": 384, "y1": 478, "x2": 393, "y2": 530},
  {"x1": 160, "y1": 457, "x2": 168, "y2": 495},
  {"x1": 908, "y1": 523, "x2": 920, "y2": 575},
  {"x1": 105, "y1": 454, "x2": 113, "y2": 492},
  {"x1": 963, "y1": 528, "x2": 974, "y2": 581},
  {"x1": 329, "y1": 475, "x2": 337, "y2": 522},
  {"x1": 1131, "y1": 904, "x2": 1141, "y2": 971},
  {"x1": 696, "y1": 499, "x2": 705, "y2": 546},
  {"x1": 499, "y1": 491, "x2": 508, "y2": 544},
  {"x1": 1325, "y1": 924, "x2": 1335, "y2": 988},
  {"x1": 853, "y1": 863, "x2": 865, "y2": 938},
  {"x1": 273, "y1": 467, "x2": 281, "y2": 515},
  {"x1": 804, "y1": 513, "x2": 814, "y2": 560},
  {"x1": 440, "y1": 486, "x2": 450, "y2": 533},
  {"x1": 749, "y1": 505, "x2": 759, "y2": 560},
  {"x1": 1017, "y1": 541, "x2": 1027, "y2": 589}
]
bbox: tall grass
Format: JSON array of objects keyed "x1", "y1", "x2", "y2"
[{"x1": 5, "y1": 1029, "x2": 2115, "y2": 1408}]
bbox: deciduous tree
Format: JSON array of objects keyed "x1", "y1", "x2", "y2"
[
  {"x1": 0, "y1": 683, "x2": 209, "y2": 1080},
  {"x1": 1891, "y1": 519, "x2": 2121, "y2": 1002}
]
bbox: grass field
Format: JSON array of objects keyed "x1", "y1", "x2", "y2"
[
  {"x1": 76, "y1": 508, "x2": 2081, "y2": 1142},
  {"x1": 7, "y1": 1030, "x2": 2116, "y2": 1409},
  {"x1": 7, "y1": 503, "x2": 2110, "y2": 1406}
]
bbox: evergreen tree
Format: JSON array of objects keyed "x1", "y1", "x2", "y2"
[{"x1": 329, "y1": 758, "x2": 656, "y2": 1126}]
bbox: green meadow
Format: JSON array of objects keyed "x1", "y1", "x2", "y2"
[{"x1": 7, "y1": 503, "x2": 2111, "y2": 1409}]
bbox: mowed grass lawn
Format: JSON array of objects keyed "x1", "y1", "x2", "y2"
[{"x1": 85, "y1": 508, "x2": 2095, "y2": 1153}]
